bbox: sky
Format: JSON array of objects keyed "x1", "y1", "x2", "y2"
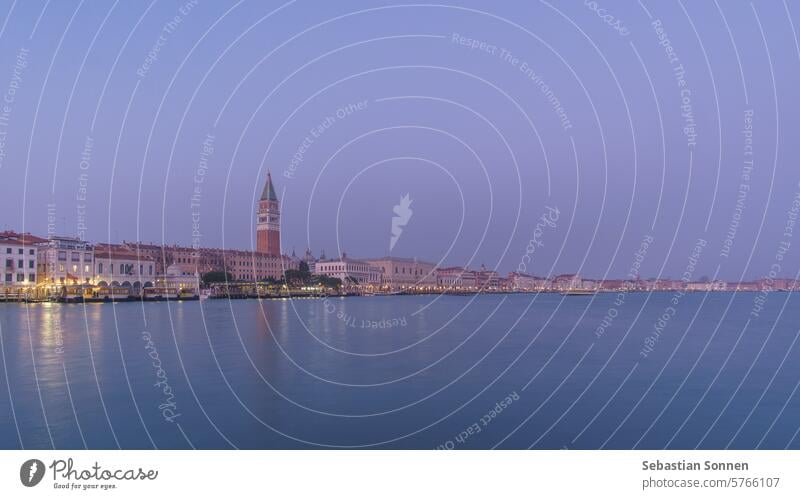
[{"x1": 0, "y1": 0, "x2": 799, "y2": 282}]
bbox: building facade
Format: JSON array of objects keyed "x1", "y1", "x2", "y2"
[
  {"x1": 474, "y1": 266, "x2": 501, "y2": 289},
  {"x1": 508, "y1": 272, "x2": 547, "y2": 291},
  {"x1": 1, "y1": 231, "x2": 45, "y2": 287},
  {"x1": 314, "y1": 254, "x2": 382, "y2": 285},
  {"x1": 37, "y1": 236, "x2": 94, "y2": 286},
  {"x1": 118, "y1": 243, "x2": 293, "y2": 283},
  {"x1": 219, "y1": 248, "x2": 294, "y2": 281},
  {"x1": 93, "y1": 244, "x2": 156, "y2": 292},
  {"x1": 552, "y1": 273, "x2": 582, "y2": 291},
  {"x1": 156, "y1": 263, "x2": 201, "y2": 291},
  {"x1": 436, "y1": 267, "x2": 477, "y2": 289},
  {"x1": 366, "y1": 256, "x2": 436, "y2": 290}
]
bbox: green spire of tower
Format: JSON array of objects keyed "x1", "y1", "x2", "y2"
[{"x1": 261, "y1": 171, "x2": 278, "y2": 201}]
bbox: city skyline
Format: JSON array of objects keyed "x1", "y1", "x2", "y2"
[
  {"x1": 1, "y1": 2, "x2": 799, "y2": 283},
  {"x1": 3, "y1": 165, "x2": 798, "y2": 284},
  {"x1": 6, "y1": 0, "x2": 800, "y2": 481}
]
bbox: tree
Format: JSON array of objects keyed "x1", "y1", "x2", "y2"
[
  {"x1": 284, "y1": 261, "x2": 313, "y2": 287},
  {"x1": 316, "y1": 275, "x2": 342, "y2": 290},
  {"x1": 283, "y1": 269, "x2": 306, "y2": 286},
  {"x1": 202, "y1": 271, "x2": 233, "y2": 284}
]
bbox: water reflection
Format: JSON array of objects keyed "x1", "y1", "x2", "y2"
[{"x1": 2, "y1": 294, "x2": 800, "y2": 449}]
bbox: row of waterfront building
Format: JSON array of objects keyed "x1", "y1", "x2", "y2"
[
  {"x1": 0, "y1": 173, "x2": 294, "y2": 300},
  {"x1": 0, "y1": 231, "x2": 207, "y2": 299},
  {"x1": 2, "y1": 228, "x2": 794, "y2": 299},
  {"x1": 3, "y1": 173, "x2": 796, "y2": 300},
  {"x1": 306, "y1": 257, "x2": 797, "y2": 293}
]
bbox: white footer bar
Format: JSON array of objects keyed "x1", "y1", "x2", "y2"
[{"x1": 1, "y1": 450, "x2": 797, "y2": 498}]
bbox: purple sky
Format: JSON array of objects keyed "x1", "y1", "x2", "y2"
[{"x1": 1, "y1": 0, "x2": 799, "y2": 281}]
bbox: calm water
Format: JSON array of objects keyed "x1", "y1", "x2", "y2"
[{"x1": 1, "y1": 292, "x2": 800, "y2": 449}]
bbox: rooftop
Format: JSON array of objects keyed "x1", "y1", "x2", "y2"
[{"x1": 0, "y1": 231, "x2": 48, "y2": 245}]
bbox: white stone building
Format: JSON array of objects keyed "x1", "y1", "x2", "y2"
[
  {"x1": 508, "y1": 272, "x2": 547, "y2": 291},
  {"x1": 314, "y1": 253, "x2": 382, "y2": 285},
  {"x1": 366, "y1": 256, "x2": 436, "y2": 290},
  {"x1": 1, "y1": 231, "x2": 45, "y2": 288},
  {"x1": 93, "y1": 245, "x2": 157, "y2": 293},
  {"x1": 436, "y1": 267, "x2": 478, "y2": 289}
]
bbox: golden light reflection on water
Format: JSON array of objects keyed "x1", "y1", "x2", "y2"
[
  {"x1": 22, "y1": 303, "x2": 68, "y2": 395},
  {"x1": 84, "y1": 303, "x2": 104, "y2": 345},
  {"x1": 165, "y1": 301, "x2": 187, "y2": 342},
  {"x1": 34, "y1": 302, "x2": 65, "y2": 352},
  {"x1": 35, "y1": 302, "x2": 107, "y2": 352},
  {"x1": 277, "y1": 299, "x2": 290, "y2": 343}
]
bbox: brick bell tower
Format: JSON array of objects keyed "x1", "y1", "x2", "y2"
[{"x1": 256, "y1": 171, "x2": 281, "y2": 256}]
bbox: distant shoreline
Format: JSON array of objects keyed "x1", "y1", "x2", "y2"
[{"x1": 0, "y1": 288, "x2": 787, "y2": 305}]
